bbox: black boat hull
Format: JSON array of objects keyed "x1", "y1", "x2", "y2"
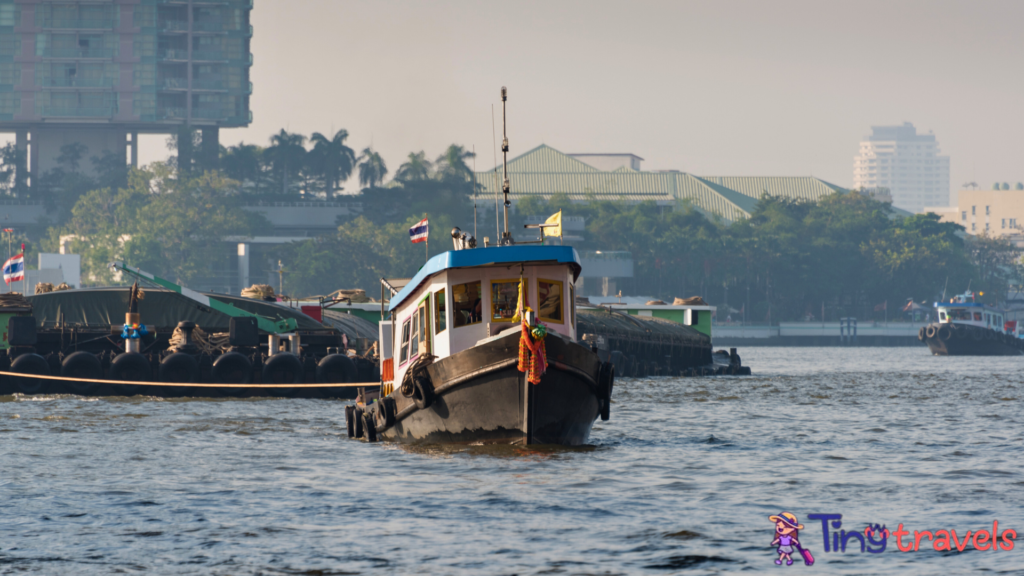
[
  {"x1": 921, "y1": 322, "x2": 1024, "y2": 356},
  {"x1": 378, "y1": 331, "x2": 603, "y2": 445}
]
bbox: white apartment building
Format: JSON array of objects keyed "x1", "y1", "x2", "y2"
[{"x1": 852, "y1": 122, "x2": 950, "y2": 213}]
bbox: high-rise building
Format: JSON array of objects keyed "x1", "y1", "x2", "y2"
[
  {"x1": 0, "y1": 0, "x2": 252, "y2": 180},
  {"x1": 852, "y1": 122, "x2": 950, "y2": 213}
]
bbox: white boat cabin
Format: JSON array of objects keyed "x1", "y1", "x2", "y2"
[
  {"x1": 380, "y1": 245, "x2": 582, "y2": 392},
  {"x1": 936, "y1": 292, "x2": 1010, "y2": 334}
]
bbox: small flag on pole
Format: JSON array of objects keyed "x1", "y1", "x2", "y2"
[
  {"x1": 3, "y1": 253, "x2": 24, "y2": 284},
  {"x1": 542, "y1": 210, "x2": 562, "y2": 238},
  {"x1": 409, "y1": 218, "x2": 429, "y2": 244}
]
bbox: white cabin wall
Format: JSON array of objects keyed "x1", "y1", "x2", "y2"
[{"x1": 392, "y1": 272, "x2": 449, "y2": 388}]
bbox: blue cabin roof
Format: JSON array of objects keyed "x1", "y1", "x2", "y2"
[{"x1": 388, "y1": 245, "x2": 582, "y2": 312}]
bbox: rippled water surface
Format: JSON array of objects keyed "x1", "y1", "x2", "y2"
[{"x1": 2, "y1": 347, "x2": 1023, "y2": 575}]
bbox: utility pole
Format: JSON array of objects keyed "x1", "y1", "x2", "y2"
[{"x1": 277, "y1": 260, "x2": 284, "y2": 298}]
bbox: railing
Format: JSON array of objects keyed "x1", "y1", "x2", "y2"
[
  {"x1": 43, "y1": 77, "x2": 113, "y2": 87},
  {"x1": 192, "y1": 107, "x2": 228, "y2": 119},
  {"x1": 193, "y1": 78, "x2": 226, "y2": 90},
  {"x1": 159, "y1": 107, "x2": 186, "y2": 119},
  {"x1": 41, "y1": 18, "x2": 114, "y2": 29},
  {"x1": 191, "y1": 50, "x2": 226, "y2": 61},
  {"x1": 39, "y1": 106, "x2": 114, "y2": 117},
  {"x1": 43, "y1": 47, "x2": 116, "y2": 58},
  {"x1": 193, "y1": 21, "x2": 225, "y2": 32},
  {"x1": 160, "y1": 20, "x2": 189, "y2": 32},
  {"x1": 159, "y1": 49, "x2": 188, "y2": 60},
  {"x1": 161, "y1": 77, "x2": 187, "y2": 89}
]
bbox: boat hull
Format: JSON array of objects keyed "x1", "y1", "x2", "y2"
[
  {"x1": 378, "y1": 330, "x2": 603, "y2": 445},
  {"x1": 921, "y1": 322, "x2": 1024, "y2": 356}
]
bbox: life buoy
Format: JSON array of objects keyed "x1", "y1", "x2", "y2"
[
  {"x1": 11, "y1": 353, "x2": 50, "y2": 394},
  {"x1": 938, "y1": 326, "x2": 952, "y2": 341},
  {"x1": 212, "y1": 351, "x2": 252, "y2": 384},
  {"x1": 160, "y1": 352, "x2": 200, "y2": 383},
  {"x1": 61, "y1": 351, "x2": 102, "y2": 394},
  {"x1": 262, "y1": 352, "x2": 304, "y2": 385},
  {"x1": 412, "y1": 374, "x2": 435, "y2": 410},
  {"x1": 316, "y1": 353, "x2": 356, "y2": 384},
  {"x1": 925, "y1": 325, "x2": 937, "y2": 339}
]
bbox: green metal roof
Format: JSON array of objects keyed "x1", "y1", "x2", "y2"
[{"x1": 473, "y1": 145, "x2": 844, "y2": 221}]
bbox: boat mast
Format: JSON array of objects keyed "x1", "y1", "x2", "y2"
[{"x1": 500, "y1": 86, "x2": 513, "y2": 245}]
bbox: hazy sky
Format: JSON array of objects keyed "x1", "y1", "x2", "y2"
[{"x1": 137, "y1": 0, "x2": 1024, "y2": 197}]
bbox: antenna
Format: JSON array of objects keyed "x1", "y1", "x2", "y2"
[
  {"x1": 473, "y1": 144, "x2": 477, "y2": 240},
  {"x1": 500, "y1": 86, "x2": 513, "y2": 245},
  {"x1": 491, "y1": 104, "x2": 499, "y2": 242}
]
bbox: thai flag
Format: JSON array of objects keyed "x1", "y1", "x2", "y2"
[
  {"x1": 409, "y1": 218, "x2": 428, "y2": 244},
  {"x1": 3, "y1": 253, "x2": 24, "y2": 284}
]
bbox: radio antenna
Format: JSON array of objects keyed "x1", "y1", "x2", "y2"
[{"x1": 500, "y1": 86, "x2": 513, "y2": 245}]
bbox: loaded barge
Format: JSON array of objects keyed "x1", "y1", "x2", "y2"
[{"x1": 0, "y1": 277, "x2": 378, "y2": 398}]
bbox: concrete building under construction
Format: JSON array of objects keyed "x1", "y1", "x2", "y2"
[{"x1": 0, "y1": 0, "x2": 252, "y2": 180}]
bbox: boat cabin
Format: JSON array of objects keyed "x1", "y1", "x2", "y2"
[
  {"x1": 936, "y1": 292, "x2": 1007, "y2": 333},
  {"x1": 380, "y1": 245, "x2": 582, "y2": 392}
]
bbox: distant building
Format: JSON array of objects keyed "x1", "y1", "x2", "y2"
[
  {"x1": 0, "y1": 0, "x2": 253, "y2": 180},
  {"x1": 853, "y1": 122, "x2": 950, "y2": 213},
  {"x1": 474, "y1": 144, "x2": 846, "y2": 222},
  {"x1": 926, "y1": 183, "x2": 1024, "y2": 237}
]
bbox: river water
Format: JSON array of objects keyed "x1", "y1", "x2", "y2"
[{"x1": 1, "y1": 346, "x2": 1022, "y2": 575}]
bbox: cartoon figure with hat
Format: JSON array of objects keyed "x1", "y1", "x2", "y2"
[{"x1": 770, "y1": 512, "x2": 813, "y2": 566}]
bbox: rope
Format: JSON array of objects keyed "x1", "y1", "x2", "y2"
[
  {"x1": 168, "y1": 325, "x2": 227, "y2": 355},
  {"x1": 241, "y1": 284, "x2": 276, "y2": 300},
  {"x1": 0, "y1": 370, "x2": 375, "y2": 388}
]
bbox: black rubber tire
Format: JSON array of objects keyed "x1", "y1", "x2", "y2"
[
  {"x1": 362, "y1": 410, "x2": 377, "y2": 442},
  {"x1": 925, "y1": 325, "x2": 937, "y2": 339},
  {"x1": 938, "y1": 325, "x2": 952, "y2": 341},
  {"x1": 972, "y1": 329, "x2": 984, "y2": 341},
  {"x1": 109, "y1": 352, "x2": 152, "y2": 395},
  {"x1": 316, "y1": 353, "x2": 357, "y2": 384},
  {"x1": 918, "y1": 327, "x2": 926, "y2": 341},
  {"x1": 11, "y1": 353, "x2": 50, "y2": 394},
  {"x1": 262, "y1": 352, "x2": 304, "y2": 385},
  {"x1": 60, "y1": 351, "x2": 102, "y2": 394},
  {"x1": 345, "y1": 405, "x2": 356, "y2": 438},
  {"x1": 377, "y1": 397, "x2": 396, "y2": 428},
  {"x1": 412, "y1": 375, "x2": 434, "y2": 410},
  {"x1": 159, "y1": 352, "x2": 200, "y2": 383},
  {"x1": 212, "y1": 351, "x2": 253, "y2": 384},
  {"x1": 354, "y1": 407, "x2": 365, "y2": 438}
]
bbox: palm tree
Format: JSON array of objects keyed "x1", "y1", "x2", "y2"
[
  {"x1": 394, "y1": 151, "x2": 433, "y2": 182},
  {"x1": 434, "y1": 144, "x2": 475, "y2": 183},
  {"x1": 264, "y1": 130, "x2": 307, "y2": 195},
  {"x1": 221, "y1": 143, "x2": 264, "y2": 190},
  {"x1": 309, "y1": 129, "x2": 356, "y2": 196},
  {"x1": 358, "y1": 147, "x2": 388, "y2": 189}
]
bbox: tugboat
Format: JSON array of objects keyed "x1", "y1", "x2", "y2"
[
  {"x1": 346, "y1": 87, "x2": 613, "y2": 445},
  {"x1": 920, "y1": 291, "x2": 1023, "y2": 355}
]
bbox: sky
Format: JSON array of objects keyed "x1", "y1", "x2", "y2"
[{"x1": 136, "y1": 0, "x2": 1024, "y2": 199}]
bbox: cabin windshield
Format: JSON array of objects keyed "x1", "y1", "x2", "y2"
[
  {"x1": 452, "y1": 281, "x2": 482, "y2": 327},
  {"x1": 945, "y1": 308, "x2": 975, "y2": 321}
]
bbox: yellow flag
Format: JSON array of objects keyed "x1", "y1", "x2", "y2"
[{"x1": 543, "y1": 210, "x2": 562, "y2": 238}]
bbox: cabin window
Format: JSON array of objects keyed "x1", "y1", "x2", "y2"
[
  {"x1": 570, "y1": 283, "x2": 576, "y2": 332},
  {"x1": 435, "y1": 288, "x2": 447, "y2": 334},
  {"x1": 452, "y1": 281, "x2": 482, "y2": 327},
  {"x1": 973, "y1": 312, "x2": 982, "y2": 321},
  {"x1": 537, "y1": 279, "x2": 564, "y2": 323},
  {"x1": 939, "y1": 311, "x2": 946, "y2": 321},
  {"x1": 491, "y1": 279, "x2": 520, "y2": 322},
  {"x1": 947, "y1": 309, "x2": 971, "y2": 321},
  {"x1": 409, "y1": 309, "x2": 420, "y2": 361},
  {"x1": 399, "y1": 319, "x2": 411, "y2": 365},
  {"x1": 986, "y1": 313, "x2": 991, "y2": 325},
  {"x1": 417, "y1": 300, "x2": 429, "y2": 355}
]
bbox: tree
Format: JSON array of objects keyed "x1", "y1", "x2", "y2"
[
  {"x1": 394, "y1": 151, "x2": 433, "y2": 182},
  {"x1": 358, "y1": 147, "x2": 388, "y2": 188},
  {"x1": 434, "y1": 144, "x2": 475, "y2": 183},
  {"x1": 221, "y1": 143, "x2": 265, "y2": 191},
  {"x1": 57, "y1": 164, "x2": 266, "y2": 285},
  {"x1": 308, "y1": 129, "x2": 356, "y2": 196},
  {"x1": 264, "y1": 130, "x2": 308, "y2": 195}
]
